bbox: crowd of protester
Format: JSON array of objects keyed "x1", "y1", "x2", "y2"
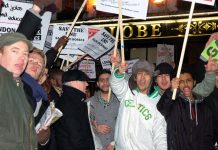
[{"x1": 0, "y1": 0, "x2": 218, "y2": 150}]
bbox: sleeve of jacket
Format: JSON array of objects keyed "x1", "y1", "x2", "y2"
[
  {"x1": 16, "y1": 9, "x2": 42, "y2": 40},
  {"x1": 45, "y1": 48, "x2": 58, "y2": 69},
  {"x1": 192, "y1": 73, "x2": 215, "y2": 97},
  {"x1": 157, "y1": 89, "x2": 176, "y2": 119},
  {"x1": 109, "y1": 68, "x2": 129, "y2": 102},
  {"x1": 55, "y1": 112, "x2": 92, "y2": 149},
  {"x1": 200, "y1": 106, "x2": 214, "y2": 150},
  {"x1": 152, "y1": 108, "x2": 167, "y2": 150}
]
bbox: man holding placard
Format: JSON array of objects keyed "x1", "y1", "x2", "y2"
[{"x1": 110, "y1": 58, "x2": 167, "y2": 150}]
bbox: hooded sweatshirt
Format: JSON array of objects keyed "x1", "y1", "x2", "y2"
[
  {"x1": 110, "y1": 68, "x2": 167, "y2": 150},
  {"x1": 157, "y1": 89, "x2": 214, "y2": 150}
]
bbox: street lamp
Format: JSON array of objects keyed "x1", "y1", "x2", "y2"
[{"x1": 153, "y1": 0, "x2": 165, "y2": 5}]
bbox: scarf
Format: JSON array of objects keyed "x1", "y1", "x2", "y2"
[{"x1": 22, "y1": 72, "x2": 48, "y2": 102}]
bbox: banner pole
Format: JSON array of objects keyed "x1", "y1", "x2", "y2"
[
  {"x1": 54, "y1": 0, "x2": 88, "y2": 66},
  {"x1": 172, "y1": 0, "x2": 196, "y2": 100}
]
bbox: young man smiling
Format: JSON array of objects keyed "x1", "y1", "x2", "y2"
[{"x1": 110, "y1": 59, "x2": 167, "y2": 150}]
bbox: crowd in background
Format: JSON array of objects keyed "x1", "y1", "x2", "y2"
[{"x1": 0, "y1": 0, "x2": 218, "y2": 150}]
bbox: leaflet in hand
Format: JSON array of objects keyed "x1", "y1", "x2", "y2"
[{"x1": 35, "y1": 102, "x2": 63, "y2": 133}]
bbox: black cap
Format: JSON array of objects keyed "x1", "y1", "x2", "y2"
[
  {"x1": 154, "y1": 63, "x2": 173, "y2": 77},
  {"x1": 62, "y1": 70, "x2": 88, "y2": 83}
]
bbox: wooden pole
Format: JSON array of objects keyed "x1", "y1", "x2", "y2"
[
  {"x1": 54, "y1": 0, "x2": 88, "y2": 65},
  {"x1": 118, "y1": 0, "x2": 125, "y2": 63},
  {"x1": 63, "y1": 54, "x2": 88, "y2": 71},
  {"x1": 172, "y1": 1, "x2": 196, "y2": 100},
  {"x1": 107, "y1": 16, "x2": 120, "y2": 102}
]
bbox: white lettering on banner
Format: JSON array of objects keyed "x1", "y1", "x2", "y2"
[{"x1": 96, "y1": 0, "x2": 149, "y2": 20}]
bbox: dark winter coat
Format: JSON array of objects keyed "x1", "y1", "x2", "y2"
[
  {"x1": 205, "y1": 88, "x2": 218, "y2": 145},
  {"x1": 157, "y1": 89, "x2": 214, "y2": 150},
  {"x1": 54, "y1": 85, "x2": 95, "y2": 150}
]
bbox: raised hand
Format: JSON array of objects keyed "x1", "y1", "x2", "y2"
[
  {"x1": 54, "y1": 36, "x2": 69, "y2": 51},
  {"x1": 205, "y1": 55, "x2": 218, "y2": 74}
]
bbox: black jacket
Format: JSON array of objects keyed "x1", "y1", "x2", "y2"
[
  {"x1": 205, "y1": 88, "x2": 218, "y2": 145},
  {"x1": 54, "y1": 85, "x2": 95, "y2": 150},
  {"x1": 157, "y1": 89, "x2": 214, "y2": 150}
]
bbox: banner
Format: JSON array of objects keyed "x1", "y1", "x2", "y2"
[
  {"x1": 0, "y1": 0, "x2": 51, "y2": 50},
  {"x1": 43, "y1": 25, "x2": 53, "y2": 52},
  {"x1": 79, "y1": 60, "x2": 96, "y2": 79},
  {"x1": 32, "y1": 12, "x2": 51, "y2": 50},
  {"x1": 156, "y1": 44, "x2": 174, "y2": 65},
  {"x1": 184, "y1": 0, "x2": 215, "y2": 6},
  {"x1": 96, "y1": 0, "x2": 149, "y2": 20},
  {"x1": 80, "y1": 28, "x2": 115, "y2": 59},
  {"x1": 127, "y1": 59, "x2": 139, "y2": 75},
  {"x1": 52, "y1": 25, "x2": 87, "y2": 55},
  {"x1": 200, "y1": 40, "x2": 218, "y2": 62},
  {"x1": 100, "y1": 53, "x2": 112, "y2": 70}
]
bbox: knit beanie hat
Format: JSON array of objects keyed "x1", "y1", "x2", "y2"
[
  {"x1": 62, "y1": 69, "x2": 88, "y2": 83},
  {"x1": 132, "y1": 59, "x2": 154, "y2": 77},
  {"x1": 129, "y1": 59, "x2": 154, "y2": 90},
  {"x1": 154, "y1": 62, "x2": 174, "y2": 78},
  {"x1": 0, "y1": 32, "x2": 33, "y2": 50}
]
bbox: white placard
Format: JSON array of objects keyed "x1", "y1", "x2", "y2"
[
  {"x1": 59, "y1": 55, "x2": 79, "y2": 63},
  {"x1": 82, "y1": 25, "x2": 101, "y2": 39},
  {"x1": 80, "y1": 28, "x2": 115, "y2": 59},
  {"x1": 79, "y1": 60, "x2": 96, "y2": 79},
  {"x1": 100, "y1": 54, "x2": 111, "y2": 70},
  {"x1": 52, "y1": 25, "x2": 87, "y2": 55},
  {"x1": 184, "y1": 0, "x2": 215, "y2": 6},
  {"x1": 0, "y1": 0, "x2": 51, "y2": 50},
  {"x1": 43, "y1": 25, "x2": 53, "y2": 53},
  {"x1": 96, "y1": 0, "x2": 149, "y2": 20},
  {"x1": 32, "y1": 12, "x2": 52, "y2": 50},
  {"x1": 156, "y1": 44, "x2": 174, "y2": 65},
  {"x1": 127, "y1": 59, "x2": 139, "y2": 75}
]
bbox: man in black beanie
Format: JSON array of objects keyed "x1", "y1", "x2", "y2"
[
  {"x1": 154, "y1": 62, "x2": 174, "y2": 96},
  {"x1": 54, "y1": 69, "x2": 95, "y2": 150}
]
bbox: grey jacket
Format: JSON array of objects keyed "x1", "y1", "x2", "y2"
[{"x1": 87, "y1": 91, "x2": 120, "y2": 149}]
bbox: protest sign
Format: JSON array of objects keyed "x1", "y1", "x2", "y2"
[
  {"x1": 43, "y1": 25, "x2": 53, "y2": 53},
  {"x1": 127, "y1": 59, "x2": 139, "y2": 75},
  {"x1": 184, "y1": 0, "x2": 215, "y2": 6},
  {"x1": 59, "y1": 54, "x2": 79, "y2": 63},
  {"x1": 157, "y1": 44, "x2": 174, "y2": 65},
  {"x1": 79, "y1": 60, "x2": 96, "y2": 79},
  {"x1": 80, "y1": 28, "x2": 115, "y2": 59},
  {"x1": 200, "y1": 40, "x2": 218, "y2": 62},
  {"x1": 32, "y1": 12, "x2": 51, "y2": 50},
  {"x1": 100, "y1": 53, "x2": 112, "y2": 70},
  {"x1": 83, "y1": 25, "x2": 101, "y2": 39},
  {"x1": 0, "y1": 0, "x2": 51, "y2": 50},
  {"x1": 52, "y1": 25, "x2": 87, "y2": 54},
  {"x1": 96, "y1": 0, "x2": 149, "y2": 20}
]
